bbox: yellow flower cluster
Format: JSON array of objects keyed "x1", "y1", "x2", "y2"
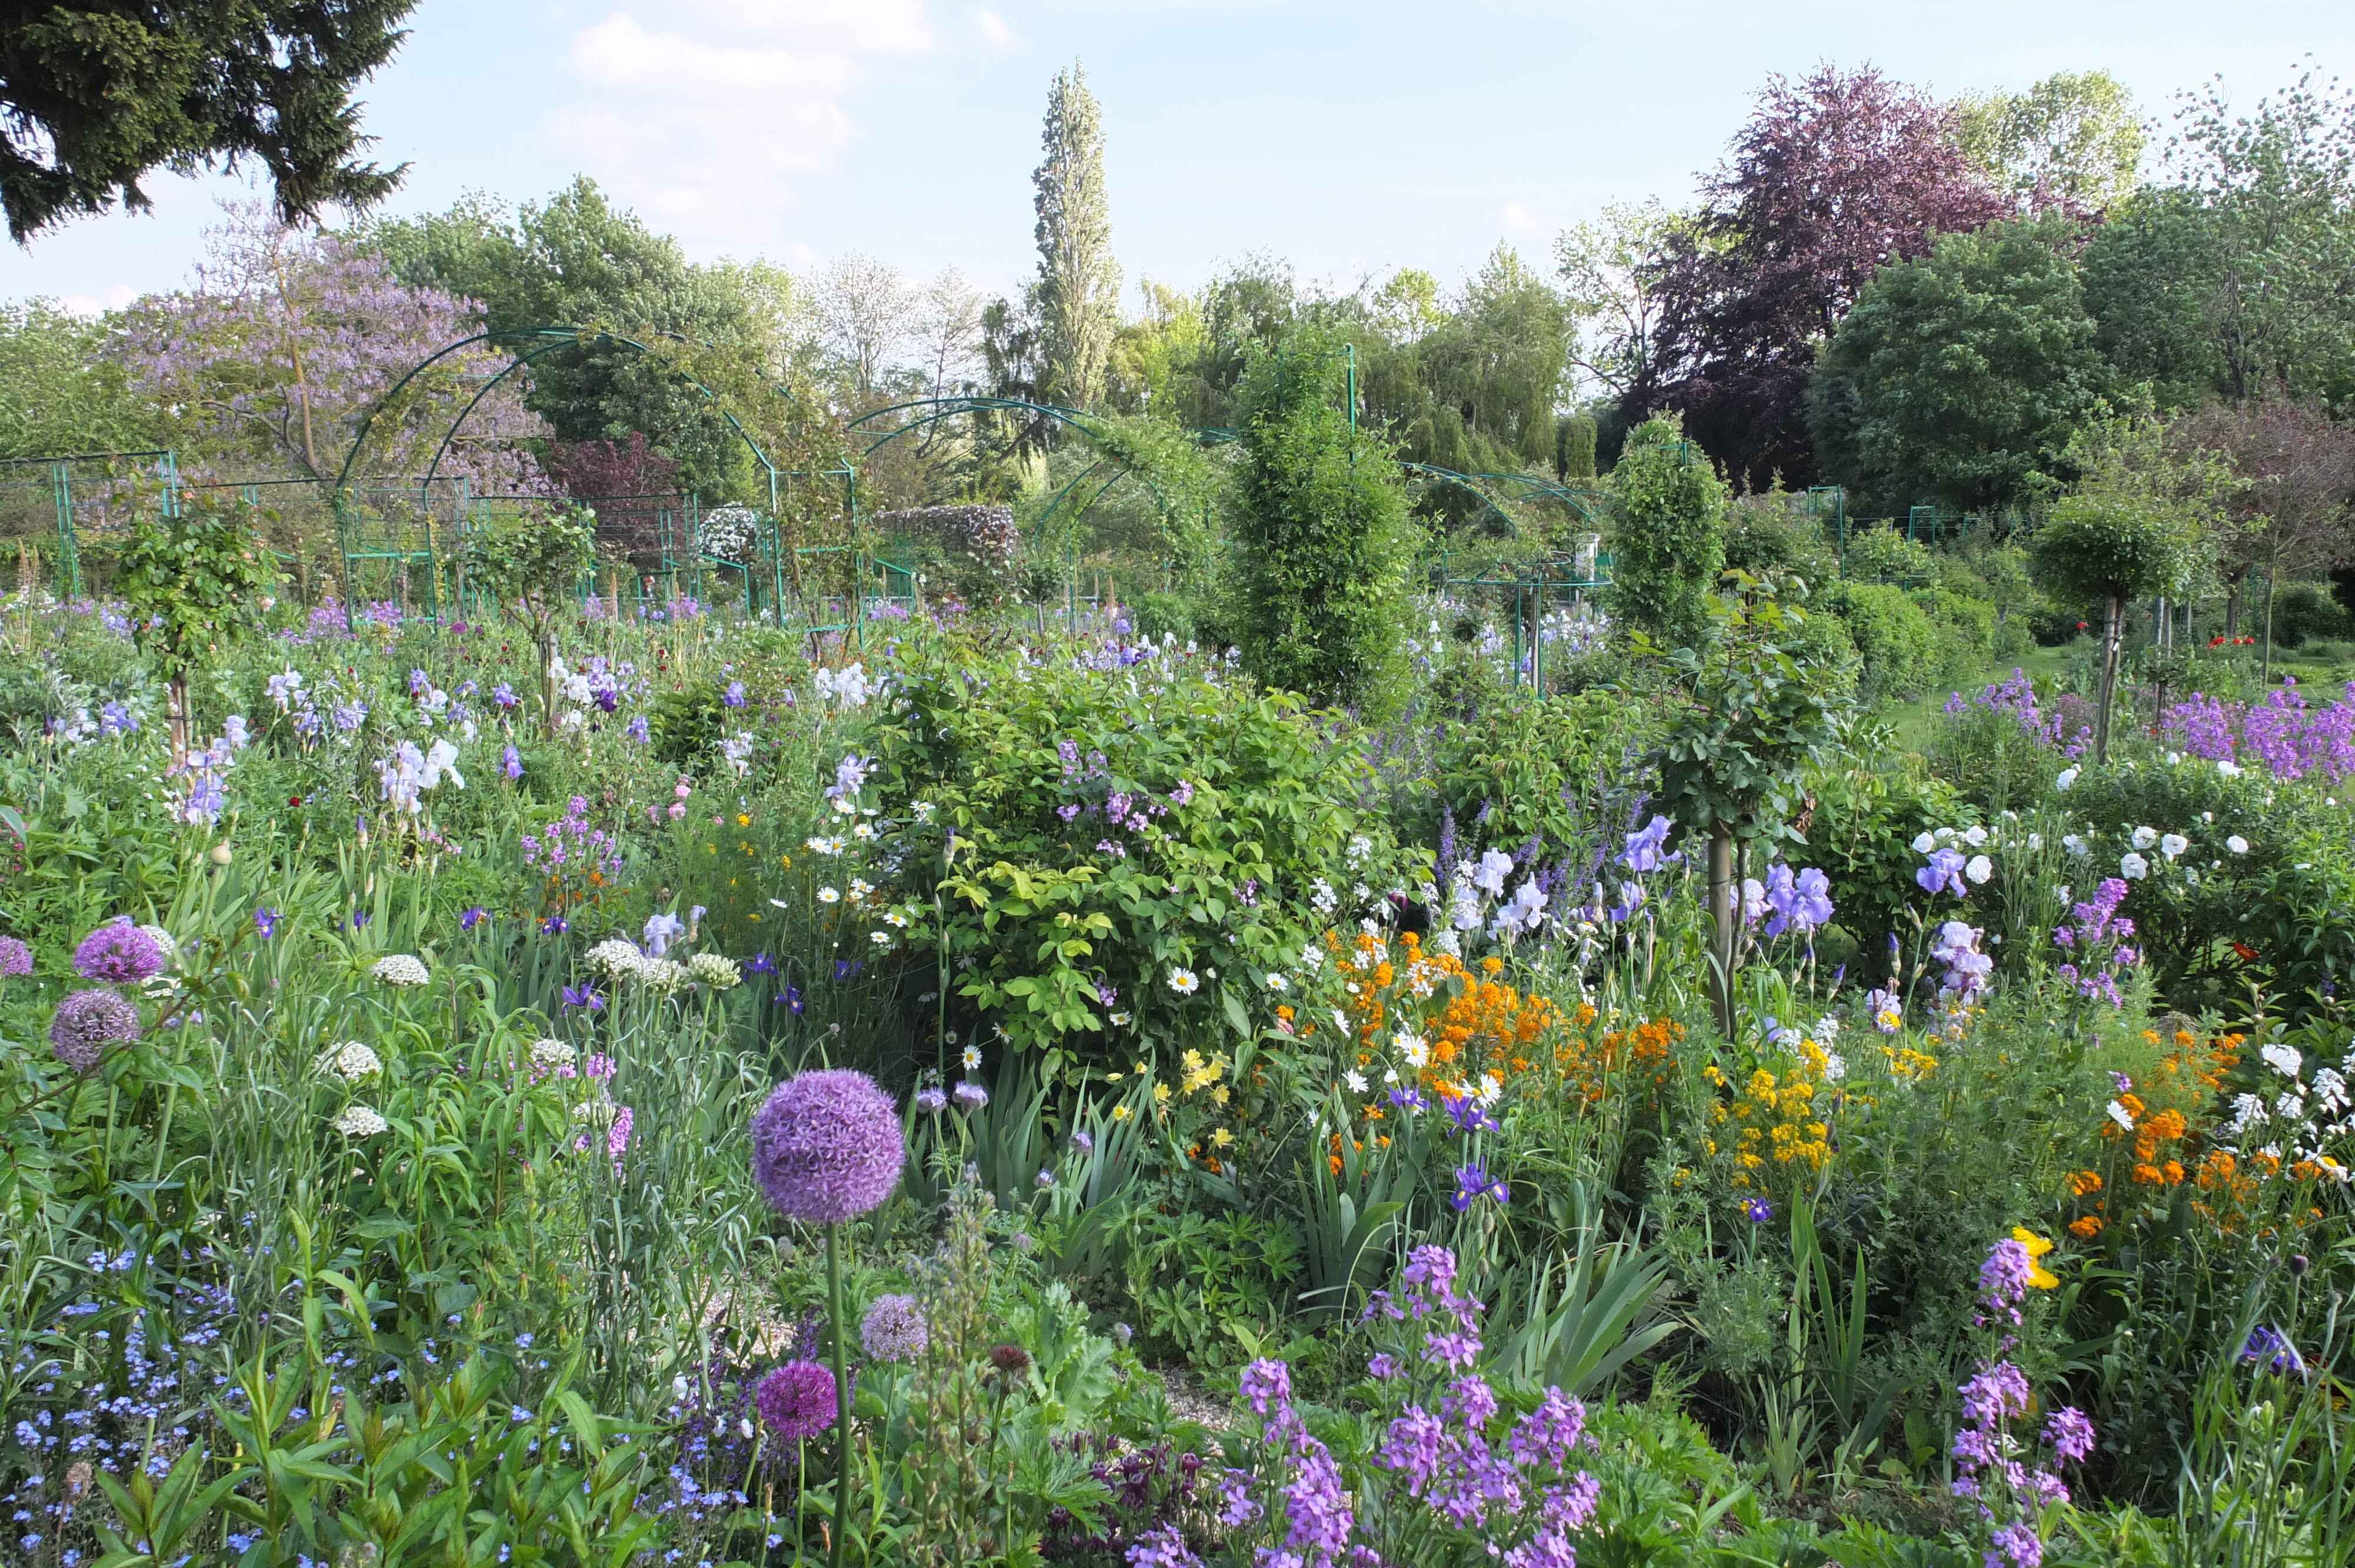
[
  {"x1": 1882, "y1": 1044, "x2": 1938, "y2": 1082},
  {"x1": 1179, "y1": 1048, "x2": 1226, "y2": 1095},
  {"x1": 1707, "y1": 1042, "x2": 1835, "y2": 1190}
]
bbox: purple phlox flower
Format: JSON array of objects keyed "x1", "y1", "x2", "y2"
[
  {"x1": 2044, "y1": 1406, "x2": 2097, "y2": 1462},
  {"x1": 1505, "y1": 1386, "x2": 1588, "y2": 1471},
  {"x1": 1240, "y1": 1357, "x2": 1292, "y2": 1416},
  {"x1": 1978, "y1": 1240, "x2": 2035, "y2": 1326},
  {"x1": 1961, "y1": 1358, "x2": 2032, "y2": 1432}
]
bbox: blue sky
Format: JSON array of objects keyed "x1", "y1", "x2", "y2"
[{"x1": 6, "y1": 0, "x2": 2352, "y2": 314}]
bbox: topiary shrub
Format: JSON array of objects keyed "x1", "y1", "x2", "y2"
[{"x1": 1605, "y1": 416, "x2": 1726, "y2": 650}]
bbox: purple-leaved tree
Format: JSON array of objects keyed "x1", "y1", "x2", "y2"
[{"x1": 1638, "y1": 65, "x2": 2009, "y2": 490}]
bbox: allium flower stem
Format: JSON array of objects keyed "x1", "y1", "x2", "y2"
[{"x1": 828, "y1": 1221, "x2": 851, "y2": 1568}]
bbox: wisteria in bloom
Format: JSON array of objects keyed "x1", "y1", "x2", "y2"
[
  {"x1": 117, "y1": 207, "x2": 552, "y2": 497},
  {"x1": 2165, "y1": 683, "x2": 2355, "y2": 782},
  {"x1": 2052, "y1": 878, "x2": 2137, "y2": 1008}
]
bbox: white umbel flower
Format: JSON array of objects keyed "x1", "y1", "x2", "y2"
[
  {"x1": 637, "y1": 959, "x2": 691, "y2": 995},
  {"x1": 530, "y1": 1037, "x2": 577, "y2": 1071},
  {"x1": 686, "y1": 952, "x2": 741, "y2": 989},
  {"x1": 371, "y1": 954, "x2": 429, "y2": 987},
  {"x1": 323, "y1": 1041, "x2": 382, "y2": 1082},
  {"x1": 586, "y1": 939, "x2": 648, "y2": 981},
  {"x1": 333, "y1": 1104, "x2": 389, "y2": 1136}
]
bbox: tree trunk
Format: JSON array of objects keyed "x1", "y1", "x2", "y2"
[
  {"x1": 2225, "y1": 579, "x2": 2241, "y2": 640},
  {"x1": 167, "y1": 673, "x2": 190, "y2": 766},
  {"x1": 1709, "y1": 829, "x2": 1736, "y2": 1035},
  {"x1": 2095, "y1": 593, "x2": 2122, "y2": 765}
]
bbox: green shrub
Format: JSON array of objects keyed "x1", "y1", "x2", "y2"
[
  {"x1": 1825, "y1": 581, "x2": 1945, "y2": 702},
  {"x1": 1606, "y1": 416, "x2": 1727, "y2": 649}
]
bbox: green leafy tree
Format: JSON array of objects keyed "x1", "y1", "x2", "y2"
[
  {"x1": 1955, "y1": 70, "x2": 2147, "y2": 214},
  {"x1": 116, "y1": 494, "x2": 281, "y2": 759},
  {"x1": 1227, "y1": 324, "x2": 1415, "y2": 717},
  {"x1": 1809, "y1": 215, "x2": 2114, "y2": 515},
  {"x1": 1638, "y1": 576, "x2": 1851, "y2": 1032},
  {"x1": 363, "y1": 180, "x2": 778, "y2": 500},
  {"x1": 2031, "y1": 415, "x2": 2221, "y2": 761},
  {"x1": 466, "y1": 504, "x2": 597, "y2": 734},
  {"x1": 0, "y1": 0, "x2": 412, "y2": 240},
  {"x1": 0, "y1": 299, "x2": 151, "y2": 457},
  {"x1": 1030, "y1": 61, "x2": 1120, "y2": 413},
  {"x1": 2085, "y1": 67, "x2": 2355, "y2": 408},
  {"x1": 1606, "y1": 416, "x2": 1727, "y2": 649}
]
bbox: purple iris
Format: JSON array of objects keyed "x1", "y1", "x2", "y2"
[
  {"x1": 747, "y1": 953, "x2": 776, "y2": 975},
  {"x1": 561, "y1": 985, "x2": 605, "y2": 1012},
  {"x1": 1445, "y1": 1095, "x2": 1499, "y2": 1135},
  {"x1": 1450, "y1": 1164, "x2": 1509, "y2": 1211},
  {"x1": 1916, "y1": 848, "x2": 1967, "y2": 898},
  {"x1": 1619, "y1": 815, "x2": 1674, "y2": 873},
  {"x1": 540, "y1": 915, "x2": 568, "y2": 935},
  {"x1": 253, "y1": 908, "x2": 280, "y2": 939},
  {"x1": 1744, "y1": 1197, "x2": 1774, "y2": 1223},
  {"x1": 460, "y1": 907, "x2": 487, "y2": 930},
  {"x1": 1387, "y1": 1087, "x2": 1428, "y2": 1114}
]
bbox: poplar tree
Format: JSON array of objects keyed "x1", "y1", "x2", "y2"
[{"x1": 1030, "y1": 62, "x2": 1120, "y2": 412}]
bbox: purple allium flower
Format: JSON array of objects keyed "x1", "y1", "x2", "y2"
[
  {"x1": 74, "y1": 919, "x2": 165, "y2": 984},
  {"x1": 749, "y1": 1068, "x2": 905, "y2": 1224},
  {"x1": 914, "y1": 1086, "x2": 947, "y2": 1115},
  {"x1": 752, "y1": 1360, "x2": 837, "y2": 1440},
  {"x1": 860, "y1": 1293, "x2": 928, "y2": 1362},
  {"x1": 0, "y1": 935, "x2": 31, "y2": 975},
  {"x1": 51, "y1": 988, "x2": 140, "y2": 1071},
  {"x1": 952, "y1": 1080, "x2": 988, "y2": 1110}
]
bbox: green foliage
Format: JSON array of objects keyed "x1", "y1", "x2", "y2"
[
  {"x1": 1812, "y1": 215, "x2": 2114, "y2": 516},
  {"x1": 1429, "y1": 689, "x2": 1657, "y2": 861},
  {"x1": 1030, "y1": 62, "x2": 1121, "y2": 411},
  {"x1": 0, "y1": 0, "x2": 412, "y2": 240},
  {"x1": 366, "y1": 180, "x2": 785, "y2": 499},
  {"x1": 1226, "y1": 323, "x2": 1417, "y2": 716},
  {"x1": 1641, "y1": 578, "x2": 1851, "y2": 851},
  {"x1": 1954, "y1": 70, "x2": 2147, "y2": 214},
  {"x1": 114, "y1": 494, "x2": 280, "y2": 709},
  {"x1": 466, "y1": 502, "x2": 596, "y2": 730},
  {"x1": 0, "y1": 301, "x2": 153, "y2": 458},
  {"x1": 1606, "y1": 417, "x2": 1727, "y2": 649},
  {"x1": 871, "y1": 641, "x2": 1420, "y2": 1078}
]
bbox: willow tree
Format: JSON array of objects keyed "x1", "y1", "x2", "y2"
[{"x1": 1030, "y1": 62, "x2": 1120, "y2": 413}]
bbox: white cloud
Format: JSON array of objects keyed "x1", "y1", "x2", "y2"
[
  {"x1": 974, "y1": 8, "x2": 1020, "y2": 48},
  {"x1": 548, "y1": 0, "x2": 936, "y2": 253},
  {"x1": 1501, "y1": 200, "x2": 1556, "y2": 238},
  {"x1": 58, "y1": 285, "x2": 137, "y2": 315}
]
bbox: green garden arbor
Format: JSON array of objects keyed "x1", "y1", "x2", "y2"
[{"x1": 331, "y1": 326, "x2": 855, "y2": 627}]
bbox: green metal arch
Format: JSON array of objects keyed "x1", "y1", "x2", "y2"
[
  {"x1": 848, "y1": 394, "x2": 1176, "y2": 517},
  {"x1": 1401, "y1": 462, "x2": 1607, "y2": 535}
]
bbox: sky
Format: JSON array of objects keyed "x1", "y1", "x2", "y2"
[{"x1": 6, "y1": 0, "x2": 2354, "y2": 315}]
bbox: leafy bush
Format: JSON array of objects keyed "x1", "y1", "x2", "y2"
[
  {"x1": 872, "y1": 640, "x2": 1422, "y2": 1078},
  {"x1": 1825, "y1": 581, "x2": 1945, "y2": 702},
  {"x1": 1606, "y1": 416, "x2": 1727, "y2": 649}
]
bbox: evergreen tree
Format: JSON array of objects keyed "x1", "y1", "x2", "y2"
[
  {"x1": 0, "y1": 0, "x2": 412, "y2": 240},
  {"x1": 1030, "y1": 62, "x2": 1120, "y2": 413}
]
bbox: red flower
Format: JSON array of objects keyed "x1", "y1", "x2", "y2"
[{"x1": 2232, "y1": 941, "x2": 2260, "y2": 964}]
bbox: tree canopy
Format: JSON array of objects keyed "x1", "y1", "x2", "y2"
[{"x1": 1, "y1": 0, "x2": 414, "y2": 241}]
